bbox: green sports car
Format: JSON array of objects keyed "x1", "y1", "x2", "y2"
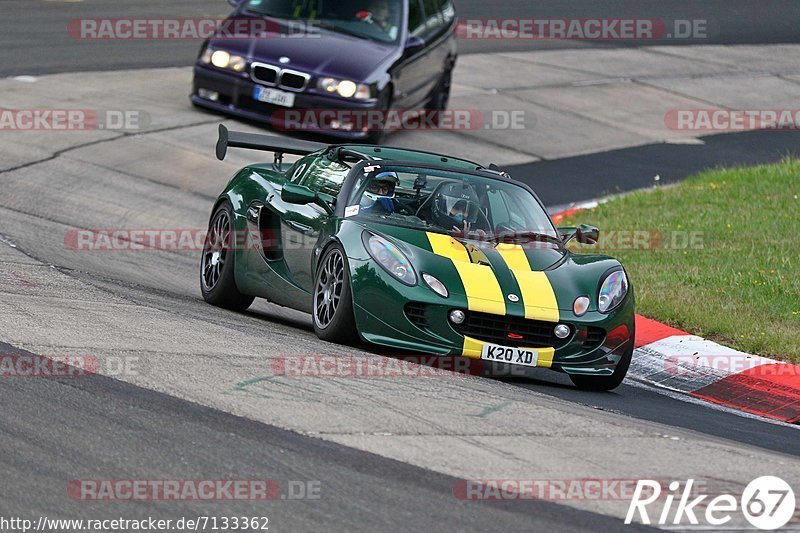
[{"x1": 202, "y1": 125, "x2": 635, "y2": 390}]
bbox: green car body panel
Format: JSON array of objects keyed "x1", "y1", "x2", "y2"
[{"x1": 208, "y1": 142, "x2": 635, "y2": 378}]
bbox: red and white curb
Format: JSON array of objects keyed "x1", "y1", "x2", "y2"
[
  {"x1": 631, "y1": 316, "x2": 800, "y2": 424},
  {"x1": 550, "y1": 206, "x2": 800, "y2": 424}
]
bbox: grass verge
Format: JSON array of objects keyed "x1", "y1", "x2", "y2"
[{"x1": 564, "y1": 158, "x2": 799, "y2": 360}]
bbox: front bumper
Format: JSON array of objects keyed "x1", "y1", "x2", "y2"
[
  {"x1": 191, "y1": 65, "x2": 381, "y2": 139},
  {"x1": 349, "y1": 258, "x2": 636, "y2": 377}
]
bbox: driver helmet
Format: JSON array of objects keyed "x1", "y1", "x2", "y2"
[
  {"x1": 360, "y1": 171, "x2": 399, "y2": 213},
  {"x1": 432, "y1": 181, "x2": 480, "y2": 229}
]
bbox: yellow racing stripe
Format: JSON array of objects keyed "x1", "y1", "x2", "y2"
[
  {"x1": 427, "y1": 233, "x2": 505, "y2": 315},
  {"x1": 493, "y1": 243, "x2": 560, "y2": 322}
]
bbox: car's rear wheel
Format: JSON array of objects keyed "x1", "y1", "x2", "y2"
[
  {"x1": 313, "y1": 244, "x2": 358, "y2": 344},
  {"x1": 200, "y1": 202, "x2": 254, "y2": 311},
  {"x1": 425, "y1": 68, "x2": 453, "y2": 127},
  {"x1": 365, "y1": 90, "x2": 391, "y2": 145},
  {"x1": 569, "y1": 341, "x2": 633, "y2": 391},
  {"x1": 427, "y1": 68, "x2": 452, "y2": 113}
]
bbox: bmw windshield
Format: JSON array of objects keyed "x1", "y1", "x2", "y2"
[
  {"x1": 242, "y1": 0, "x2": 403, "y2": 43},
  {"x1": 346, "y1": 165, "x2": 560, "y2": 245}
]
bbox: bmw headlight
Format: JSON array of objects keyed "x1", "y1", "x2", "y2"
[
  {"x1": 597, "y1": 270, "x2": 629, "y2": 313},
  {"x1": 201, "y1": 48, "x2": 247, "y2": 72},
  {"x1": 364, "y1": 233, "x2": 417, "y2": 286},
  {"x1": 318, "y1": 77, "x2": 371, "y2": 99}
]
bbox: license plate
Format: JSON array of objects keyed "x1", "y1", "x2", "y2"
[
  {"x1": 480, "y1": 344, "x2": 538, "y2": 367},
  {"x1": 253, "y1": 86, "x2": 295, "y2": 108}
]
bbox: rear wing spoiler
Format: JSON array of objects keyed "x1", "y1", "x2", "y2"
[{"x1": 215, "y1": 124, "x2": 328, "y2": 161}]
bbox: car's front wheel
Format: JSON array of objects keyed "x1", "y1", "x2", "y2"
[
  {"x1": 200, "y1": 202, "x2": 254, "y2": 311},
  {"x1": 313, "y1": 244, "x2": 359, "y2": 344},
  {"x1": 569, "y1": 341, "x2": 633, "y2": 391}
]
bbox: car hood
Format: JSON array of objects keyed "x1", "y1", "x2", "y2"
[
  {"x1": 362, "y1": 222, "x2": 623, "y2": 317},
  {"x1": 208, "y1": 16, "x2": 397, "y2": 82}
]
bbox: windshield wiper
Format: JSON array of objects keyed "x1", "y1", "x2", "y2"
[{"x1": 488, "y1": 230, "x2": 563, "y2": 247}]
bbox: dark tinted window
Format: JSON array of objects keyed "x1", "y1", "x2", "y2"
[
  {"x1": 421, "y1": 0, "x2": 443, "y2": 37},
  {"x1": 408, "y1": 0, "x2": 426, "y2": 37},
  {"x1": 438, "y1": 0, "x2": 455, "y2": 24}
]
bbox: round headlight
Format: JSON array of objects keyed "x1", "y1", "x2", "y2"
[
  {"x1": 337, "y1": 80, "x2": 357, "y2": 98},
  {"x1": 364, "y1": 233, "x2": 417, "y2": 286},
  {"x1": 598, "y1": 270, "x2": 629, "y2": 313},
  {"x1": 422, "y1": 273, "x2": 448, "y2": 298},
  {"x1": 573, "y1": 296, "x2": 590, "y2": 316},
  {"x1": 449, "y1": 309, "x2": 466, "y2": 325},
  {"x1": 211, "y1": 50, "x2": 231, "y2": 68}
]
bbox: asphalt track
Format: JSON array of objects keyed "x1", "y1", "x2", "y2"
[
  {"x1": 0, "y1": 343, "x2": 647, "y2": 533},
  {"x1": 2, "y1": 0, "x2": 800, "y2": 76},
  {"x1": 3, "y1": 2, "x2": 800, "y2": 531}
]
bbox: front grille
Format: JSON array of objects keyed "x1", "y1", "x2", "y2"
[
  {"x1": 250, "y1": 63, "x2": 310, "y2": 92},
  {"x1": 455, "y1": 311, "x2": 559, "y2": 348},
  {"x1": 252, "y1": 64, "x2": 279, "y2": 85},
  {"x1": 279, "y1": 71, "x2": 308, "y2": 90},
  {"x1": 404, "y1": 302, "x2": 429, "y2": 329},
  {"x1": 582, "y1": 327, "x2": 606, "y2": 349}
]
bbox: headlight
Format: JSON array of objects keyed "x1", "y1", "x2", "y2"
[
  {"x1": 318, "y1": 77, "x2": 371, "y2": 99},
  {"x1": 597, "y1": 270, "x2": 629, "y2": 313},
  {"x1": 364, "y1": 233, "x2": 417, "y2": 286},
  {"x1": 202, "y1": 49, "x2": 247, "y2": 72},
  {"x1": 422, "y1": 273, "x2": 448, "y2": 298}
]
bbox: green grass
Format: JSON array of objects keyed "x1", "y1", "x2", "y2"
[{"x1": 564, "y1": 158, "x2": 800, "y2": 360}]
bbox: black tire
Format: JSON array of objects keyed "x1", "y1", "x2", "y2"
[
  {"x1": 425, "y1": 68, "x2": 453, "y2": 127},
  {"x1": 569, "y1": 340, "x2": 634, "y2": 391},
  {"x1": 426, "y1": 68, "x2": 452, "y2": 112},
  {"x1": 312, "y1": 244, "x2": 359, "y2": 345},
  {"x1": 365, "y1": 90, "x2": 391, "y2": 145},
  {"x1": 200, "y1": 202, "x2": 255, "y2": 311}
]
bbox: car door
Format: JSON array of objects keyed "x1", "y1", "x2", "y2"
[
  {"x1": 280, "y1": 157, "x2": 349, "y2": 292},
  {"x1": 391, "y1": 0, "x2": 431, "y2": 109},
  {"x1": 393, "y1": 0, "x2": 456, "y2": 109}
]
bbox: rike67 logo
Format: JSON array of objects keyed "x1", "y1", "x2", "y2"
[{"x1": 626, "y1": 476, "x2": 796, "y2": 530}]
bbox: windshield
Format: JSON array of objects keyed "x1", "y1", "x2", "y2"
[
  {"x1": 346, "y1": 165, "x2": 559, "y2": 245},
  {"x1": 243, "y1": 0, "x2": 402, "y2": 43}
]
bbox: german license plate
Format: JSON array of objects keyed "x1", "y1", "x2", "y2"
[
  {"x1": 480, "y1": 343, "x2": 538, "y2": 367},
  {"x1": 253, "y1": 86, "x2": 295, "y2": 108}
]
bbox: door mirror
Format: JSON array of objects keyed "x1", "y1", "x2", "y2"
[
  {"x1": 282, "y1": 183, "x2": 317, "y2": 205},
  {"x1": 404, "y1": 36, "x2": 426, "y2": 54},
  {"x1": 281, "y1": 183, "x2": 335, "y2": 215},
  {"x1": 559, "y1": 224, "x2": 600, "y2": 245}
]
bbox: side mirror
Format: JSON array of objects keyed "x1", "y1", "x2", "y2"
[
  {"x1": 228, "y1": 0, "x2": 246, "y2": 7},
  {"x1": 559, "y1": 224, "x2": 600, "y2": 245},
  {"x1": 575, "y1": 224, "x2": 600, "y2": 245},
  {"x1": 404, "y1": 36, "x2": 426, "y2": 54},
  {"x1": 281, "y1": 183, "x2": 317, "y2": 205},
  {"x1": 281, "y1": 183, "x2": 335, "y2": 215}
]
